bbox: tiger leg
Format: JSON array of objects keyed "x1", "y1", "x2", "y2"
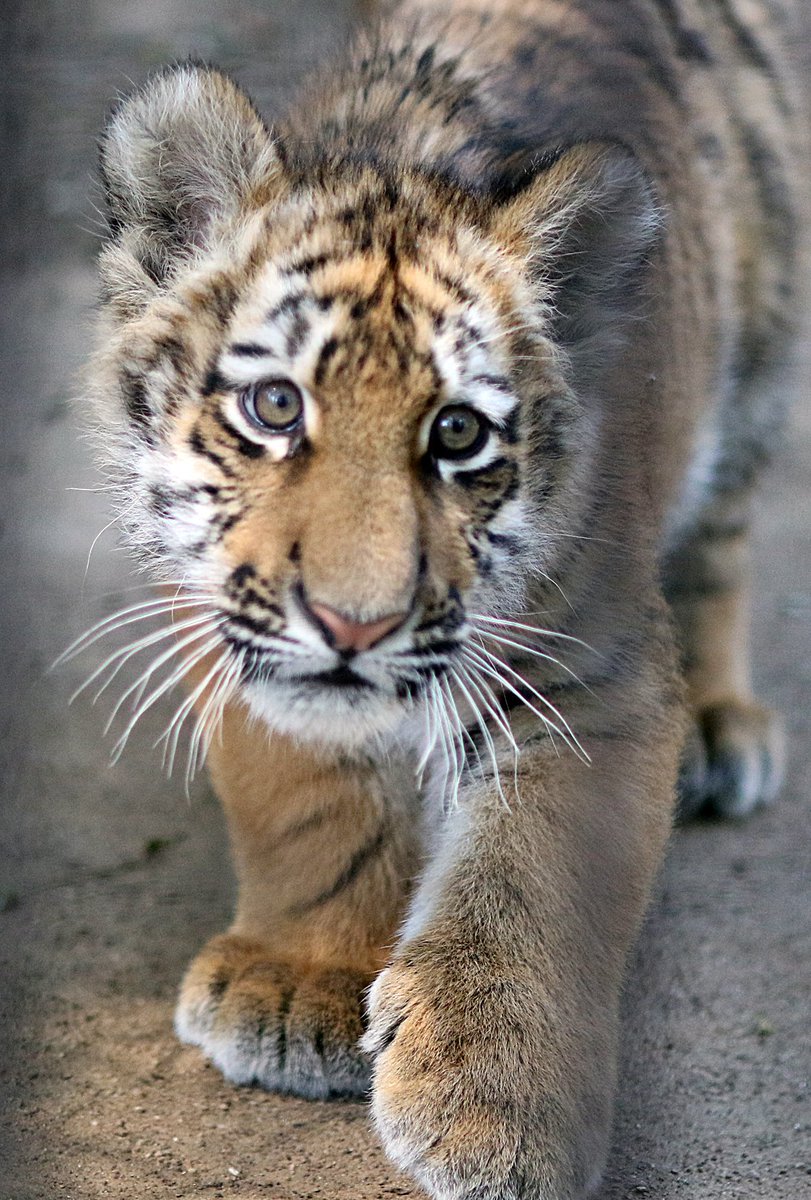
[
  {"x1": 363, "y1": 651, "x2": 679, "y2": 1200},
  {"x1": 175, "y1": 702, "x2": 421, "y2": 1097},
  {"x1": 665, "y1": 495, "x2": 785, "y2": 819}
]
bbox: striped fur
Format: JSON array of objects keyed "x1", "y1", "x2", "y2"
[{"x1": 83, "y1": 3, "x2": 807, "y2": 1197}]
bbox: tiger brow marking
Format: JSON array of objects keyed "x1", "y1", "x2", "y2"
[
  {"x1": 287, "y1": 822, "x2": 386, "y2": 914},
  {"x1": 285, "y1": 310, "x2": 310, "y2": 359},
  {"x1": 313, "y1": 336, "x2": 340, "y2": 387},
  {"x1": 228, "y1": 341, "x2": 274, "y2": 357},
  {"x1": 266, "y1": 292, "x2": 306, "y2": 323}
]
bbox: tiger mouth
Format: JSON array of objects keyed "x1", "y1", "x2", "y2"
[{"x1": 302, "y1": 664, "x2": 376, "y2": 690}]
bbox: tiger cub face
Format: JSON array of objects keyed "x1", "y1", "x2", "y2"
[{"x1": 91, "y1": 66, "x2": 655, "y2": 746}]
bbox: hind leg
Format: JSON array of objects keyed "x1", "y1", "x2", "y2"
[{"x1": 666, "y1": 494, "x2": 785, "y2": 819}]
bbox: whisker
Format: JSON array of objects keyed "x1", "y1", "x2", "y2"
[
  {"x1": 207, "y1": 649, "x2": 246, "y2": 754},
  {"x1": 458, "y1": 659, "x2": 523, "y2": 801},
  {"x1": 54, "y1": 594, "x2": 211, "y2": 667},
  {"x1": 416, "y1": 684, "x2": 441, "y2": 786},
  {"x1": 109, "y1": 632, "x2": 224, "y2": 765},
  {"x1": 185, "y1": 650, "x2": 234, "y2": 793},
  {"x1": 157, "y1": 647, "x2": 233, "y2": 778},
  {"x1": 91, "y1": 607, "x2": 220, "y2": 703},
  {"x1": 457, "y1": 659, "x2": 520, "y2": 757},
  {"x1": 102, "y1": 617, "x2": 225, "y2": 733},
  {"x1": 430, "y1": 675, "x2": 453, "y2": 806},
  {"x1": 69, "y1": 609, "x2": 217, "y2": 705},
  {"x1": 473, "y1": 629, "x2": 592, "y2": 693},
  {"x1": 444, "y1": 672, "x2": 485, "y2": 781},
  {"x1": 465, "y1": 643, "x2": 590, "y2": 763},
  {"x1": 471, "y1": 613, "x2": 598, "y2": 654},
  {"x1": 82, "y1": 497, "x2": 141, "y2": 591},
  {"x1": 436, "y1": 676, "x2": 465, "y2": 811},
  {"x1": 450, "y1": 666, "x2": 508, "y2": 808}
]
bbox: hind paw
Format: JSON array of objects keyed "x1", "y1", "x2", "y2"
[
  {"x1": 678, "y1": 698, "x2": 785, "y2": 820},
  {"x1": 175, "y1": 933, "x2": 371, "y2": 1098}
]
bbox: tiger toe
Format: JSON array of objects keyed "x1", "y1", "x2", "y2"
[
  {"x1": 677, "y1": 699, "x2": 785, "y2": 821},
  {"x1": 175, "y1": 933, "x2": 372, "y2": 1098}
]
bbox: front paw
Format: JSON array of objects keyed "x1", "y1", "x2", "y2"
[
  {"x1": 363, "y1": 945, "x2": 604, "y2": 1200},
  {"x1": 175, "y1": 933, "x2": 371, "y2": 1098}
]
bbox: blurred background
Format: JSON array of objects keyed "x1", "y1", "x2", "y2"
[{"x1": 0, "y1": 2, "x2": 809, "y2": 1197}]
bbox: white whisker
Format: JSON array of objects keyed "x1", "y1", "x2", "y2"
[
  {"x1": 458, "y1": 660, "x2": 523, "y2": 800},
  {"x1": 157, "y1": 647, "x2": 234, "y2": 779},
  {"x1": 103, "y1": 617, "x2": 225, "y2": 733},
  {"x1": 109, "y1": 632, "x2": 224, "y2": 764},
  {"x1": 82, "y1": 499, "x2": 138, "y2": 588},
  {"x1": 474, "y1": 629, "x2": 591, "y2": 693},
  {"x1": 471, "y1": 613, "x2": 598, "y2": 654},
  {"x1": 436, "y1": 676, "x2": 465, "y2": 811},
  {"x1": 416, "y1": 684, "x2": 441, "y2": 786},
  {"x1": 185, "y1": 650, "x2": 235, "y2": 793},
  {"x1": 450, "y1": 666, "x2": 508, "y2": 808},
  {"x1": 465, "y1": 643, "x2": 590, "y2": 764},
  {"x1": 55, "y1": 594, "x2": 211, "y2": 668},
  {"x1": 431, "y1": 675, "x2": 453, "y2": 806},
  {"x1": 68, "y1": 609, "x2": 217, "y2": 705}
]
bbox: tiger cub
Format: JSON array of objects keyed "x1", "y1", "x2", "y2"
[{"x1": 86, "y1": 0, "x2": 804, "y2": 1196}]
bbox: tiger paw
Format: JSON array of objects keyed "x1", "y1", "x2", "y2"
[
  {"x1": 363, "y1": 945, "x2": 603, "y2": 1200},
  {"x1": 677, "y1": 698, "x2": 785, "y2": 820},
  {"x1": 175, "y1": 933, "x2": 372, "y2": 1098}
]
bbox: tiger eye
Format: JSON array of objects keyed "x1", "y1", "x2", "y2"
[
  {"x1": 430, "y1": 405, "x2": 488, "y2": 460},
  {"x1": 240, "y1": 379, "x2": 304, "y2": 432}
]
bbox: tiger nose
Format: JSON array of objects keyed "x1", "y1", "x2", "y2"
[{"x1": 305, "y1": 600, "x2": 407, "y2": 653}]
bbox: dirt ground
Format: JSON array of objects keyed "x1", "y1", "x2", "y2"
[{"x1": 1, "y1": 3, "x2": 809, "y2": 1198}]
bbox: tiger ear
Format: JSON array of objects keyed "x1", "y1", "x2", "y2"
[
  {"x1": 488, "y1": 142, "x2": 662, "y2": 377},
  {"x1": 99, "y1": 62, "x2": 283, "y2": 286}
]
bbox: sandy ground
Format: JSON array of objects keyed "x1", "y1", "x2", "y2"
[{"x1": 1, "y1": 3, "x2": 810, "y2": 1198}]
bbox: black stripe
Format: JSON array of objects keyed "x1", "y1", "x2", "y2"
[
  {"x1": 201, "y1": 369, "x2": 228, "y2": 397},
  {"x1": 653, "y1": 0, "x2": 715, "y2": 63},
  {"x1": 313, "y1": 337, "x2": 339, "y2": 387},
  {"x1": 206, "y1": 278, "x2": 238, "y2": 328},
  {"x1": 486, "y1": 530, "x2": 521, "y2": 552},
  {"x1": 711, "y1": 0, "x2": 791, "y2": 115},
  {"x1": 276, "y1": 804, "x2": 337, "y2": 847},
  {"x1": 229, "y1": 341, "x2": 272, "y2": 358},
  {"x1": 188, "y1": 424, "x2": 236, "y2": 478},
  {"x1": 285, "y1": 311, "x2": 310, "y2": 359},
  {"x1": 285, "y1": 251, "x2": 334, "y2": 275},
  {"x1": 120, "y1": 368, "x2": 152, "y2": 431},
  {"x1": 455, "y1": 458, "x2": 519, "y2": 501},
  {"x1": 212, "y1": 510, "x2": 242, "y2": 540},
  {"x1": 227, "y1": 609, "x2": 274, "y2": 637},
  {"x1": 290, "y1": 825, "x2": 386, "y2": 914},
  {"x1": 230, "y1": 562, "x2": 256, "y2": 587},
  {"x1": 266, "y1": 292, "x2": 306, "y2": 323},
  {"x1": 212, "y1": 409, "x2": 266, "y2": 459}
]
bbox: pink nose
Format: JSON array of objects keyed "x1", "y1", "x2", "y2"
[{"x1": 306, "y1": 601, "x2": 407, "y2": 653}]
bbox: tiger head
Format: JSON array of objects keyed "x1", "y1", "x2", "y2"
[{"x1": 90, "y1": 65, "x2": 657, "y2": 747}]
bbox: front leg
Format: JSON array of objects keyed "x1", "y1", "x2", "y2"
[
  {"x1": 365, "y1": 682, "x2": 679, "y2": 1198},
  {"x1": 176, "y1": 703, "x2": 422, "y2": 1098}
]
